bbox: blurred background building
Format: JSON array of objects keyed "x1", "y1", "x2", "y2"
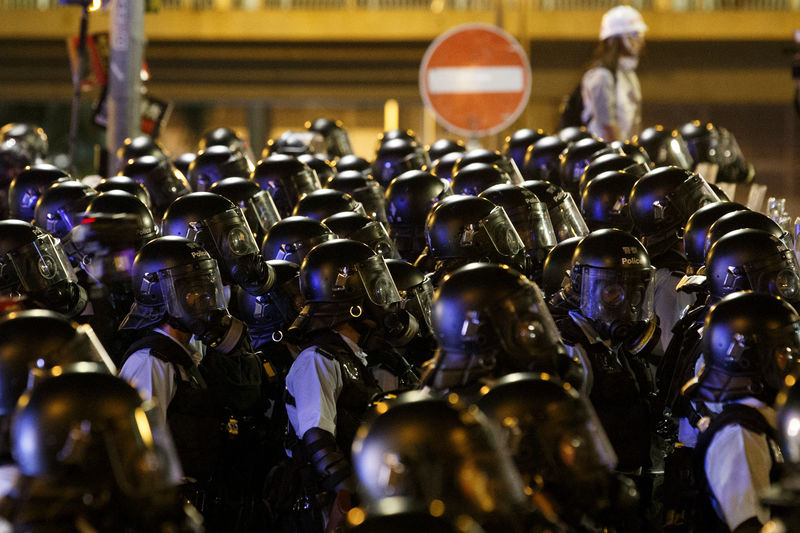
[{"x1": 0, "y1": 0, "x2": 798, "y2": 204}]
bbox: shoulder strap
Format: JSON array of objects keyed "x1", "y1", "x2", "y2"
[
  {"x1": 695, "y1": 403, "x2": 776, "y2": 475},
  {"x1": 122, "y1": 333, "x2": 197, "y2": 372}
]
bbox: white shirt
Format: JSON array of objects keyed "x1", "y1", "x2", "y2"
[
  {"x1": 703, "y1": 398, "x2": 777, "y2": 531},
  {"x1": 119, "y1": 329, "x2": 203, "y2": 426},
  {"x1": 285, "y1": 333, "x2": 370, "y2": 440},
  {"x1": 581, "y1": 66, "x2": 642, "y2": 142},
  {"x1": 653, "y1": 267, "x2": 695, "y2": 357}
]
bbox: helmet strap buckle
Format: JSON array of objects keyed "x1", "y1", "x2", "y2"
[
  {"x1": 723, "y1": 266, "x2": 740, "y2": 289},
  {"x1": 726, "y1": 332, "x2": 748, "y2": 361}
]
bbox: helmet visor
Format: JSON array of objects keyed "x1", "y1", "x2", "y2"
[
  {"x1": 356, "y1": 254, "x2": 402, "y2": 306},
  {"x1": 669, "y1": 174, "x2": 720, "y2": 223},
  {"x1": 579, "y1": 266, "x2": 655, "y2": 324},
  {"x1": 6, "y1": 234, "x2": 77, "y2": 293},
  {"x1": 498, "y1": 157, "x2": 524, "y2": 185},
  {"x1": 743, "y1": 249, "x2": 800, "y2": 303},
  {"x1": 352, "y1": 221, "x2": 400, "y2": 259},
  {"x1": 292, "y1": 167, "x2": 322, "y2": 198},
  {"x1": 656, "y1": 137, "x2": 694, "y2": 169},
  {"x1": 247, "y1": 190, "x2": 282, "y2": 234},
  {"x1": 194, "y1": 207, "x2": 260, "y2": 260},
  {"x1": 159, "y1": 258, "x2": 228, "y2": 322},
  {"x1": 550, "y1": 398, "x2": 618, "y2": 473},
  {"x1": 404, "y1": 276, "x2": 434, "y2": 330},
  {"x1": 494, "y1": 285, "x2": 565, "y2": 359},
  {"x1": 351, "y1": 181, "x2": 387, "y2": 222},
  {"x1": 549, "y1": 194, "x2": 590, "y2": 242},
  {"x1": 506, "y1": 199, "x2": 558, "y2": 252},
  {"x1": 479, "y1": 206, "x2": 526, "y2": 258}
]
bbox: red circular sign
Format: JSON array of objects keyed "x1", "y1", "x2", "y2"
[{"x1": 419, "y1": 23, "x2": 532, "y2": 137}]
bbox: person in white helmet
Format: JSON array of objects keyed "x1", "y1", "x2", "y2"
[{"x1": 581, "y1": 5, "x2": 648, "y2": 142}]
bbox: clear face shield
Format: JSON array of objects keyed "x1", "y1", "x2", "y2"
[
  {"x1": 476, "y1": 206, "x2": 526, "y2": 259},
  {"x1": 493, "y1": 284, "x2": 565, "y2": 362},
  {"x1": 549, "y1": 193, "x2": 590, "y2": 242},
  {"x1": 351, "y1": 221, "x2": 400, "y2": 259},
  {"x1": 579, "y1": 266, "x2": 655, "y2": 325},
  {"x1": 354, "y1": 254, "x2": 403, "y2": 307},
  {"x1": 145, "y1": 163, "x2": 191, "y2": 209},
  {"x1": 667, "y1": 174, "x2": 720, "y2": 224},
  {"x1": 328, "y1": 127, "x2": 354, "y2": 157},
  {"x1": 149, "y1": 258, "x2": 228, "y2": 327},
  {"x1": 350, "y1": 181, "x2": 387, "y2": 222},
  {"x1": 275, "y1": 232, "x2": 336, "y2": 264},
  {"x1": 741, "y1": 249, "x2": 800, "y2": 304},
  {"x1": 1, "y1": 233, "x2": 78, "y2": 294},
  {"x1": 246, "y1": 190, "x2": 282, "y2": 234},
  {"x1": 505, "y1": 199, "x2": 558, "y2": 253},
  {"x1": 656, "y1": 137, "x2": 694, "y2": 170},
  {"x1": 25, "y1": 325, "x2": 118, "y2": 388},
  {"x1": 401, "y1": 276, "x2": 434, "y2": 331},
  {"x1": 497, "y1": 157, "x2": 524, "y2": 185},
  {"x1": 187, "y1": 207, "x2": 260, "y2": 273},
  {"x1": 292, "y1": 167, "x2": 322, "y2": 198}
]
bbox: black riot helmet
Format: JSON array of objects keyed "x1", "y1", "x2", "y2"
[
  {"x1": 0, "y1": 310, "x2": 116, "y2": 418},
  {"x1": 580, "y1": 170, "x2": 638, "y2": 232},
  {"x1": 704, "y1": 210, "x2": 789, "y2": 260},
  {"x1": 557, "y1": 137, "x2": 607, "y2": 197},
  {"x1": 524, "y1": 136, "x2": 568, "y2": 182},
  {"x1": 384, "y1": 170, "x2": 451, "y2": 262},
  {"x1": 84, "y1": 190, "x2": 159, "y2": 247},
  {"x1": 120, "y1": 155, "x2": 191, "y2": 220},
  {"x1": 325, "y1": 170, "x2": 387, "y2": 224},
  {"x1": 557, "y1": 126, "x2": 593, "y2": 143},
  {"x1": 705, "y1": 229, "x2": 800, "y2": 305},
  {"x1": 425, "y1": 195, "x2": 526, "y2": 272},
  {"x1": 0, "y1": 123, "x2": 48, "y2": 163},
  {"x1": 633, "y1": 125, "x2": 694, "y2": 169},
  {"x1": 683, "y1": 291, "x2": 800, "y2": 404},
  {"x1": 629, "y1": 166, "x2": 719, "y2": 256},
  {"x1": 372, "y1": 138, "x2": 429, "y2": 188},
  {"x1": 33, "y1": 180, "x2": 97, "y2": 238},
  {"x1": 252, "y1": 153, "x2": 321, "y2": 218},
  {"x1": 62, "y1": 213, "x2": 144, "y2": 289},
  {"x1": 377, "y1": 128, "x2": 418, "y2": 146},
  {"x1": 679, "y1": 121, "x2": 753, "y2": 184},
  {"x1": 480, "y1": 183, "x2": 558, "y2": 280},
  {"x1": 427, "y1": 138, "x2": 466, "y2": 162},
  {"x1": 682, "y1": 201, "x2": 748, "y2": 273},
  {"x1": 209, "y1": 176, "x2": 281, "y2": 242},
  {"x1": 427, "y1": 263, "x2": 572, "y2": 389},
  {"x1": 172, "y1": 152, "x2": 196, "y2": 178},
  {"x1": 323, "y1": 212, "x2": 399, "y2": 259},
  {"x1": 298, "y1": 153, "x2": 337, "y2": 187},
  {"x1": 428, "y1": 151, "x2": 462, "y2": 185},
  {"x1": 579, "y1": 153, "x2": 648, "y2": 197},
  {"x1": 565, "y1": 229, "x2": 657, "y2": 347},
  {"x1": 609, "y1": 140, "x2": 653, "y2": 167},
  {"x1": 477, "y1": 373, "x2": 619, "y2": 514},
  {"x1": 306, "y1": 118, "x2": 354, "y2": 159},
  {"x1": 454, "y1": 149, "x2": 524, "y2": 185},
  {"x1": 504, "y1": 128, "x2": 547, "y2": 171},
  {"x1": 292, "y1": 188, "x2": 366, "y2": 221},
  {"x1": 541, "y1": 236, "x2": 582, "y2": 300},
  {"x1": 198, "y1": 126, "x2": 249, "y2": 156},
  {"x1": 520, "y1": 180, "x2": 589, "y2": 242},
  {"x1": 120, "y1": 236, "x2": 245, "y2": 351},
  {"x1": 161, "y1": 192, "x2": 273, "y2": 295},
  {"x1": 451, "y1": 162, "x2": 511, "y2": 196},
  {"x1": 261, "y1": 215, "x2": 336, "y2": 264},
  {"x1": 290, "y1": 239, "x2": 405, "y2": 338},
  {"x1": 352, "y1": 390, "x2": 531, "y2": 531},
  {"x1": 8, "y1": 163, "x2": 71, "y2": 222},
  {"x1": 117, "y1": 135, "x2": 169, "y2": 165},
  {"x1": 187, "y1": 144, "x2": 254, "y2": 192},
  {"x1": 95, "y1": 175, "x2": 152, "y2": 209},
  {"x1": 11, "y1": 369, "x2": 184, "y2": 506},
  {"x1": 235, "y1": 259, "x2": 302, "y2": 343},
  {"x1": 0, "y1": 220, "x2": 87, "y2": 317},
  {"x1": 335, "y1": 154, "x2": 372, "y2": 176}
]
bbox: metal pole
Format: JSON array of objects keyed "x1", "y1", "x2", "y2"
[
  {"x1": 107, "y1": 0, "x2": 145, "y2": 176},
  {"x1": 68, "y1": 3, "x2": 89, "y2": 176}
]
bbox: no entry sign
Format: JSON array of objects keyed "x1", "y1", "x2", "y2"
[{"x1": 419, "y1": 23, "x2": 532, "y2": 137}]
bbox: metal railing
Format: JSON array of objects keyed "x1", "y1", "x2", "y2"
[{"x1": 1, "y1": 0, "x2": 796, "y2": 11}]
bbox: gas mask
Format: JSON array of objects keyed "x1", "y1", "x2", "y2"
[
  {"x1": 186, "y1": 207, "x2": 275, "y2": 296},
  {"x1": 0, "y1": 232, "x2": 87, "y2": 318}
]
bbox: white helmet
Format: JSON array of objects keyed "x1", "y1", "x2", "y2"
[{"x1": 599, "y1": 5, "x2": 648, "y2": 40}]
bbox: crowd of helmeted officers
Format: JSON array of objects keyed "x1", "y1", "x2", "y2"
[{"x1": 0, "y1": 117, "x2": 798, "y2": 533}]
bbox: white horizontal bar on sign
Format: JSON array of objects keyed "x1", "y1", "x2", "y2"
[{"x1": 426, "y1": 66, "x2": 525, "y2": 95}]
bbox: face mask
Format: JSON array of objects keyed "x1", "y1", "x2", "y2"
[{"x1": 617, "y1": 56, "x2": 639, "y2": 71}]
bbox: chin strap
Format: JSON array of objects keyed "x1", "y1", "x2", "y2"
[{"x1": 302, "y1": 427, "x2": 352, "y2": 493}]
